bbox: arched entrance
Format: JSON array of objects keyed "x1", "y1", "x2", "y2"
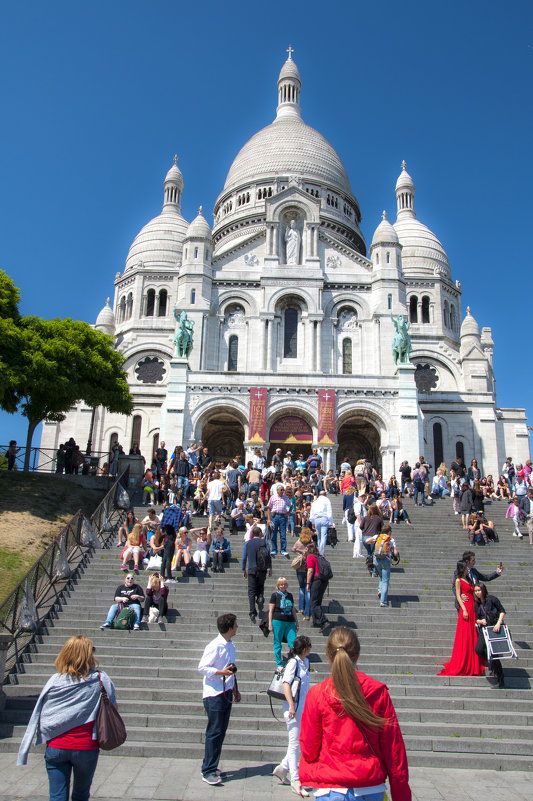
[
  {"x1": 201, "y1": 413, "x2": 245, "y2": 463},
  {"x1": 337, "y1": 417, "x2": 381, "y2": 472},
  {"x1": 268, "y1": 415, "x2": 313, "y2": 462}
]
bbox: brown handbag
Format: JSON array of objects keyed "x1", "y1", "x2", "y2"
[{"x1": 96, "y1": 674, "x2": 127, "y2": 751}]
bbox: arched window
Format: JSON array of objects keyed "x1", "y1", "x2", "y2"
[
  {"x1": 194, "y1": 247, "x2": 199, "y2": 259},
  {"x1": 409, "y1": 295, "x2": 418, "y2": 323},
  {"x1": 145, "y1": 289, "x2": 155, "y2": 316},
  {"x1": 342, "y1": 338, "x2": 352, "y2": 374},
  {"x1": 152, "y1": 433, "x2": 159, "y2": 460},
  {"x1": 108, "y1": 432, "x2": 118, "y2": 459},
  {"x1": 422, "y1": 296, "x2": 430, "y2": 324},
  {"x1": 450, "y1": 304, "x2": 456, "y2": 331},
  {"x1": 433, "y1": 422, "x2": 443, "y2": 468},
  {"x1": 284, "y1": 308, "x2": 298, "y2": 358},
  {"x1": 456, "y1": 440, "x2": 464, "y2": 461},
  {"x1": 158, "y1": 289, "x2": 167, "y2": 317},
  {"x1": 190, "y1": 289, "x2": 196, "y2": 304},
  {"x1": 443, "y1": 300, "x2": 449, "y2": 328},
  {"x1": 228, "y1": 335, "x2": 238, "y2": 372},
  {"x1": 130, "y1": 415, "x2": 142, "y2": 452},
  {"x1": 126, "y1": 293, "x2": 133, "y2": 320},
  {"x1": 386, "y1": 251, "x2": 390, "y2": 264},
  {"x1": 119, "y1": 296, "x2": 126, "y2": 323}
]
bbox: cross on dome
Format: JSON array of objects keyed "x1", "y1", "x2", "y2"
[
  {"x1": 173, "y1": 154, "x2": 178, "y2": 166},
  {"x1": 382, "y1": 210, "x2": 388, "y2": 220},
  {"x1": 401, "y1": 160, "x2": 407, "y2": 171},
  {"x1": 286, "y1": 45, "x2": 294, "y2": 60},
  {"x1": 198, "y1": 206, "x2": 203, "y2": 215}
]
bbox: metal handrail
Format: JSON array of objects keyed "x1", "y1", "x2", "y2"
[
  {"x1": 0, "y1": 467, "x2": 131, "y2": 679},
  {"x1": 0, "y1": 446, "x2": 110, "y2": 474}
]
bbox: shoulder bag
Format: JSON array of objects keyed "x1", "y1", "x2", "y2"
[
  {"x1": 96, "y1": 673, "x2": 127, "y2": 750},
  {"x1": 267, "y1": 658, "x2": 301, "y2": 722}
]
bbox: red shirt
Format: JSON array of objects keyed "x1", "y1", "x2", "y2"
[
  {"x1": 306, "y1": 553, "x2": 319, "y2": 579},
  {"x1": 47, "y1": 721, "x2": 98, "y2": 750}
]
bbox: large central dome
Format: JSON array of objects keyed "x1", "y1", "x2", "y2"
[{"x1": 223, "y1": 115, "x2": 352, "y2": 195}]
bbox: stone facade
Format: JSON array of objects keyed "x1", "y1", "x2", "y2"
[{"x1": 40, "y1": 53, "x2": 529, "y2": 477}]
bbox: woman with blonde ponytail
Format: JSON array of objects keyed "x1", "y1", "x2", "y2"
[{"x1": 298, "y1": 627, "x2": 411, "y2": 801}]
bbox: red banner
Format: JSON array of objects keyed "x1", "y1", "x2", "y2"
[
  {"x1": 269, "y1": 416, "x2": 313, "y2": 444},
  {"x1": 249, "y1": 387, "x2": 268, "y2": 444},
  {"x1": 317, "y1": 390, "x2": 336, "y2": 446}
]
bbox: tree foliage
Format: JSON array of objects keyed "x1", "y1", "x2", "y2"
[
  {"x1": 0, "y1": 269, "x2": 133, "y2": 469},
  {"x1": 0, "y1": 270, "x2": 22, "y2": 413}
]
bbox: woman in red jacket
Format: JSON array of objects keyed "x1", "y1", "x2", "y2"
[{"x1": 299, "y1": 627, "x2": 411, "y2": 801}]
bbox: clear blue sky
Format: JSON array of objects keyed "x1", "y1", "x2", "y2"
[{"x1": 1, "y1": 0, "x2": 532, "y2": 448}]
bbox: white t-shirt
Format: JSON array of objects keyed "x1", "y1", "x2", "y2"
[{"x1": 207, "y1": 479, "x2": 225, "y2": 502}]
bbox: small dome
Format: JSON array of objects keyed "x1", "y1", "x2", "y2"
[
  {"x1": 278, "y1": 56, "x2": 301, "y2": 83},
  {"x1": 460, "y1": 307, "x2": 481, "y2": 339},
  {"x1": 165, "y1": 155, "x2": 183, "y2": 187},
  {"x1": 186, "y1": 206, "x2": 212, "y2": 240},
  {"x1": 95, "y1": 298, "x2": 115, "y2": 335},
  {"x1": 371, "y1": 210, "x2": 399, "y2": 247},
  {"x1": 125, "y1": 208, "x2": 188, "y2": 271},
  {"x1": 395, "y1": 160, "x2": 414, "y2": 192}
]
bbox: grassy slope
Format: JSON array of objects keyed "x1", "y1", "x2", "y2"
[{"x1": 0, "y1": 473, "x2": 106, "y2": 604}]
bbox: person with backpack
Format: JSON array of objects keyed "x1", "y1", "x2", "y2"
[
  {"x1": 272, "y1": 635, "x2": 312, "y2": 798},
  {"x1": 100, "y1": 574, "x2": 145, "y2": 630},
  {"x1": 268, "y1": 577, "x2": 299, "y2": 667},
  {"x1": 309, "y1": 490, "x2": 334, "y2": 556},
  {"x1": 306, "y1": 541, "x2": 331, "y2": 629},
  {"x1": 369, "y1": 524, "x2": 399, "y2": 608},
  {"x1": 242, "y1": 525, "x2": 272, "y2": 622}
]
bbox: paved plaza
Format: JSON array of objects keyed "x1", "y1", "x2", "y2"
[{"x1": 3, "y1": 753, "x2": 533, "y2": 801}]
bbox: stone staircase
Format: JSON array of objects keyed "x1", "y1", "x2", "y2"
[{"x1": 1, "y1": 491, "x2": 533, "y2": 770}]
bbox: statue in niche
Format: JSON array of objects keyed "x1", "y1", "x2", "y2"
[
  {"x1": 391, "y1": 313, "x2": 412, "y2": 366},
  {"x1": 284, "y1": 219, "x2": 301, "y2": 264},
  {"x1": 173, "y1": 309, "x2": 194, "y2": 359}
]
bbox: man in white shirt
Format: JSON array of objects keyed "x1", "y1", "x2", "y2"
[
  {"x1": 198, "y1": 613, "x2": 240, "y2": 785},
  {"x1": 207, "y1": 472, "x2": 228, "y2": 528},
  {"x1": 309, "y1": 490, "x2": 334, "y2": 556}
]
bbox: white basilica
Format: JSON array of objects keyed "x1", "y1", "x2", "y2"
[{"x1": 40, "y1": 51, "x2": 529, "y2": 477}]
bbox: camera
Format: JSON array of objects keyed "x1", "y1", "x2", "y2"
[{"x1": 226, "y1": 663, "x2": 238, "y2": 674}]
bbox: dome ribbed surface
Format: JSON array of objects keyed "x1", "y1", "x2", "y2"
[
  {"x1": 186, "y1": 208, "x2": 212, "y2": 240},
  {"x1": 371, "y1": 213, "x2": 399, "y2": 246},
  {"x1": 165, "y1": 164, "x2": 183, "y2": 186},
  {"x1": 461, "y1": 309, "x2": 481, "y2": 339},
  {"x1": 278, "y1": 58, "x2": 301, "y2": 83},
  {"x1": 394, "y1": 217, "x2": 449, "y2": 270},
  {"x1": 125, "y1": 209, "x2": 188, "y2": 271},
  {"x1": 95, "y1": 299, "x2": 115, "y2": 333},
  {"x1": 223, "y1": 116, "x2": 352, "y2": 195}
]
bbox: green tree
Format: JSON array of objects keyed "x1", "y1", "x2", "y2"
[
  {"x1": 0, "y1": 270, "x2": 22, "y2": 413},
  {"x1": 13, "y1": 316, "x2": 133, "y2": 470}
]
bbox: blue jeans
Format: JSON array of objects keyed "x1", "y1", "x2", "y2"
[
  {"x1": 105, "y1": 603, "x2": 141, "y2": 626},
  {"x1": 393, "y1": 509, "x2": 410, "y2": 523},
  {"x1": 317, "y1": 791, "x2": 384, "y2": 801},
  {"x1": 414, "y1": 484, "x2": 425, "y2": 505},
  {"x1": 296, "y1": 571, "x2": 310, "y2": 616},
  {"x1": 374, "y1": 557, "x2": 391, "y2": 605},
  {"x1": 45, "y1": 746, "x2": 99, "y2": 801},
  {"x1": 433, "y1": 486, "x2": 450, "y2": 497},
  {"x1": 177, "y1": 476, "x2": 189, "y2": 493},
  {"x1": 314, "y1": 517, "x2": 329, "y2": 555},
  {"x1": 288, "y1": 510, "x2": 296, "y2": 534},
  {"x1": 270, "y1": 514, "x2": 287, "y2": 552},
  {"x1": 202, "y1": 690, "x2": 233, "y2": 775}
]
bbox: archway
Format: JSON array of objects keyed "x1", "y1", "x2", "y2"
[
  {"x1": 268, "y1": 415, "x2": 313, "y2": 462},
  {"x1": 337, "y1": 417, "x2": 381, "y2": 472},
  {"x1": 201, "y1": 413, "x2": 245, "y2": 463}
]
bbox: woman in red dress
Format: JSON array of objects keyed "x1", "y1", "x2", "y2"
[{"x1": 438, "y1": 561, "x2": 485, "y2": 676}]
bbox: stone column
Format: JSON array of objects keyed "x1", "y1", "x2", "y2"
[
  {"x1": 397, "y1": 363, "x2": 423, "y2": 470},
  {"x1": 159, "y1": 359, "x2": 189, "y2": 462},
  {"x1": 315, "y1": 320, "x2": 322, "y2": 372},
  {"x1": 266, "y1": 316, "x2": 273, "y2": 370}
]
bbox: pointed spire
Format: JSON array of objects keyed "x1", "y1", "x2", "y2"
[
  {"x1": 164, "y1": 155, "x2": 184, "y2": 211},
  {"x1": 277, "y1": 48, "x2": 302, "y2": 119},
  {"x1": 198, "y1": 205, "x2": 203, "y2": 216},
  {"x1": 382, "y1": 210, "x2": 388, "y2": 221},
  {"x1": 395, "y1": 160, "x2": 415, "y2": 219}
]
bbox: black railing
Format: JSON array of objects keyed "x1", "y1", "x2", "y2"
[
  {"x1": 0, "y1": 446, "x2": 110, "y2": 474},
  {"x1": 0, "y1": 467, "x2": 131, "y2": 679}
]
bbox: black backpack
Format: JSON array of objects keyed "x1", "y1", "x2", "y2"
[
  {"x1": 326, "y1": 526, "x2": 338, "y2": 548},
  {"x1": 316, "y1": 554, "x2": 333, "y2": 581},
  {"x1": 347, "y1": 505, "x2": 356, "y2": 524},
  {"x1": 256, "y1": 542, "x2": 272, "y2": 571}
]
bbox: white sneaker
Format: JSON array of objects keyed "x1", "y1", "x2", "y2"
[
  {"x1": 291, "y1": 781, "x2": 309, "y2": 797},
  {"x1": 272, "y1": 764, "x2": 290, "y2": 785}
]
